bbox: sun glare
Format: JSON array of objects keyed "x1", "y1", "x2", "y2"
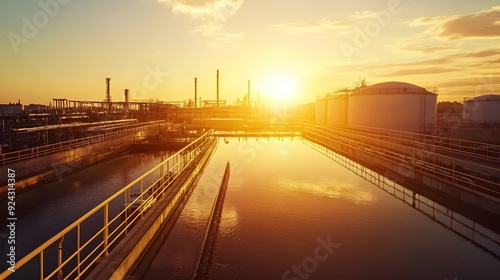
[{"x1": 262, "y1": 71, "x2": 299, "y2": 103}]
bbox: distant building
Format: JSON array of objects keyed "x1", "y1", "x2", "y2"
[
  {"x1": 24, "y1": 104, "x2": 50, "y2": 112},
  {"x1": 0, "y1": 103, "x2": 23, "y2": 115}
]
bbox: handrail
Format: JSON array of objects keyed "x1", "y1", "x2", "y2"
[
  {"x1": 301, "y1": 121, "x2": 500, "y2": 160},
  {"x1": 303, "y1": 124, "x2": 500, "y2": 199},
  {"x1": 0, "y1": 130, "x2": 217, "y2": 280},
  {"x1": 313, "y1": 123, "x2": 500, "y2": 166},
  {"x1": 0, "y1": 120, "x2": 164, "y2": 166},
  {"x1": 305, "y1": 139, "x2": 500, "y2": 259}
]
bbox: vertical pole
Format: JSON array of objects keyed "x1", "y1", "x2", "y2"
[
  {"x1": 57, "y1": 237, "x2": 63, "y2": 280},
  {"x1": 140, "y1": 179, "x2": 144, "y2": 218},
  {"x1": 106, "y1": 78, "x2": 111, "y2": 115},
  {"x1": 77, "y1": 225, "x2": 81, "y2": 277},
  {"x1": 40, "y1": 251, "x2": 44, "y2": 280},
  {"x1": 160, "y1": 164, "x2": 164, "y2": 191},
  {"x1": 216, "y1": 69, "x2": 219, "y2": 107},
  {"x1": 195, "y1": 77, "x2": 198, "y2": 109},
  {"x1": 248, "y1": 80, "x2": 251, "y2": 107},
  {"x1": 258, "y1": 91, "x2": 260, "y2": 111},
  {"x1": 104, "y1": 204, "x2": 109, "y2": 256},
  {"x1": 125, "y1": 189, "x2": 129, "y2": 235},
  {"x1": 124, "y1": 89, "x2": 129, "y2": 114},
  {"x1": 46, "y1": 117, "x2": 49, "y2": 146}
]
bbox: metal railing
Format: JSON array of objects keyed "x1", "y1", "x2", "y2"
[
  {"x1": 0, "y1": 130, "x2": 217, "y2": 280},
  {"x1": 305, "y1": 139, "x2": 500, "y2": 259},
  {"x1": 1, "y1": 121, "x2": 164, "y2": 166},
  {"x1": 303, "y1": 124, "x2": 500, "y2": 199},
  {"x1": 302, "y1": 121, "x2": 500, "y2": 162}
]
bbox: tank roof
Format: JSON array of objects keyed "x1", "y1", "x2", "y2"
[
  {"x1": 356, "y1": 81, "x2": 436, "y2": 95},
  {"x1": 465, "y1": 94, "x2": 500, "y2": 101}
]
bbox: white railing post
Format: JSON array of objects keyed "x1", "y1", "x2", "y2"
[
  {"x1": 57, "y1": 237, "x2": 64, "y2": 280},
  {"x1": 103, "y1": 203, "x2": 109, "y2": 257},
  {"x1": 40, "y1": 251, "x2": 44, "y2": 280},
  {"x1": 77, "y1": 224, "x2": 81, "y2": 278}
]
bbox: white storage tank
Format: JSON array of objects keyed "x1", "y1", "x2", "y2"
[
  {"x1": 463, "y1": 94, "x2": 500, "y2": 122},
  {"x1": 327, "y1": 95, "x2": 349, "y2": 125},
  {"x1": 347, "y1": 81, "x2": 437, "y2": 133},
  {"x1": 315, "y1": 98, "x2": 328, "y2": 123}
]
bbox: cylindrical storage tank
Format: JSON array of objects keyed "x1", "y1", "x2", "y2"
[
  {"x1": 347, "y1": 81, "x2": 437, "y2": 133},
  {"x1": 315, "y1": 98, "x2": 327, "y2": 123},
  {"x1": 327, "y1": 95, "x2": 349, "y2": 126},
  {"x1": 463, "y1": 94, "x2": 500, "y2": 122}
]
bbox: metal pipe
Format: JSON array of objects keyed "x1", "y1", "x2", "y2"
[
  {"x1": 216, "y1": 70, "x2": 219, "y2": 107},
  {"x1": 248, "y1": 80, "x2": 251, "y2": 107},
  {"x1": 106, "y1": 78, "x2": 111, "y2": 114},
  {"x1": 195, "y1": 77, "x2": 198, "y2": 108}
]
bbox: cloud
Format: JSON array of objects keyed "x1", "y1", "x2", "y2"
[
  {"x1": 409, "y1": 6, "x2": 500, "y2": 39},
  {"x1": 193, "y1": 22, "x2": 224, "y2": 37},
  {"x1": 208, "y1": 31, "x2": 244, "y2": 47},
  {"x1": 158, "y1": 0, "x2": 243, "y2": 20},
  {"x1": 157, "y1": 0, "x2": 244, "y2": 46},
  {"x1": 334, "y1": 47, "x2": 500, "y2": 72},
  {"x1": 277, "y1": 10, "x2": 385, "y2": 34},
  {"x1": 377, "y1": 67, "x2": 457, "y2": 77},
  {"x1": 399, "y1": 43, "x2": 459, "y2": 54},
  {"x1": 433, "y1": 76, "x2": 500, "y2": 88},
  {"x1": 331, "y1": 57, "x2": 453, "y2": 73},
  {"x1": 409, "y1": 16, "x2": 447, "y2": 27},
  {"x1": 461, "y1": 49, "x2": 500, "y2": 58}
]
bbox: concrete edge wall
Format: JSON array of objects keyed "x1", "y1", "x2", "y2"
[
  {"x1": 0, "y1": 126, "x2": 159, "y2": 196},
  {"x1": 303, "y1": 132, "x2": 500, "y2": 216},
  {"x1": 87, "y1": 138, "x2": 218, "y2": 280}
]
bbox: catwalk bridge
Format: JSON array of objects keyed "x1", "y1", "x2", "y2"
[{"x1": 1, "y1": 121, "x2": 499, "y2": 279}]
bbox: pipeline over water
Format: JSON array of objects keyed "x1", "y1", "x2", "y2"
[{"x1": 192, "y1": 161, "x2": 231, "y2": 280}]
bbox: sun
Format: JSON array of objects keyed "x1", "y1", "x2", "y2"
[{"x1": 262, "y1": 71, "x2": 299, "y2": 103}]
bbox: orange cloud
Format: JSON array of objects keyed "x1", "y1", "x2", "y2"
[
  {"x1": 410, "y1": 6, "x2": 500, "y2": 39},
  {"x1": 277, "y1": 10, "x2": 389, "y2": 34},
  {"x1": 157, "y1": 0, "x2": 243, "y2": 20},
  {"x1": 400, "y1": 44, "x2": 458, "y2": 53},
  {"x1": 158, "y1": 0, "x2": 244, "y2": 46},
  {"x1": 377, "y1": 67, "x2": 457, "y2": 77}
]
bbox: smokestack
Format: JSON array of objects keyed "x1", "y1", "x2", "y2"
[
  {"x1": 105, "y1": 78, "x2": 111, "y2": 113},
  {"x1": 258, "y1": 91, "x2": 260, "y2": 109},
  {"x1": 216, "y1": 69, "x2": 219, "y2": 107},
  {"x1": 124, "y1": 89, "x2": 129, "y2": 112},
  {"x1": 194, "y1": 77, "x2": 198, "y2": 108},
  {"x1": 248, "y1": 80, "x2": 251, "y2": 107}
]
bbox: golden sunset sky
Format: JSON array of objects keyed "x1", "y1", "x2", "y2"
[{"x1": 1, "y1": 0, "x2": 499, "y2": 105}]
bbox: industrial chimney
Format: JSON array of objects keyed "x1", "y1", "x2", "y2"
[
  {"x1": 248, "y1": 80, "x2": 251, "y2": 107},
  {"x1": 195, "y1": 77, "x2": 198, "y2": 108},
  {"x1": 105, "y1": 78, "x2": 111, "y2": 113},
  {"x1": 216, "y1": 69, "x2": 219, "y2": 107},
  {"x1": 124, "y1": 89, "x2": 129, "y2": 113}
]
